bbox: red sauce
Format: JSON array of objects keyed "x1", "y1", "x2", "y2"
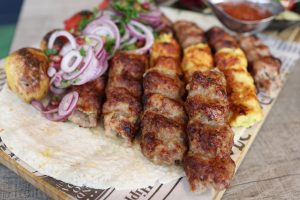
[{"x1": 218, "y1": 2, "x2": 272, "y2": 21}]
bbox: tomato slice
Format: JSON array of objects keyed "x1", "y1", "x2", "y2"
[
  {"x1": 64, "y1": 13, "x2": 83, "y2": 31},
  {"x1": 99, "y1": 0, "x2": 110, "y2": 10}
]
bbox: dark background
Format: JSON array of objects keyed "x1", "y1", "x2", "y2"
[{"x1": 0, "y1": 0, "x2": 23, "y2": 58}]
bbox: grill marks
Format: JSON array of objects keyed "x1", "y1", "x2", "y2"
[
  {"x1": 140, "y1": 34, "x2": 187, "y2": 165},
  {"x1": 173, "y1": 21, "x2": 235, "y2": 192},
  {"x1": 184, "y1": 70, "x2": 235, "y2": 192},
  {"x1": 102, "y1": 52, "x2": 147, "y2": 143}
]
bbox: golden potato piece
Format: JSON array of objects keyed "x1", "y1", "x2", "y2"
[{"x1": 4, "y1": 48, "x2": 49, "y2": 103}]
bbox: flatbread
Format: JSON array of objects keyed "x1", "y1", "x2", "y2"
[{"x1": 0, "y1": 85, "x2": 184, "y2": 189}]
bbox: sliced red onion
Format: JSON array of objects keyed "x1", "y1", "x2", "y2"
[
  {"x1": 61, "y1": 50, "x2": 83, "y2": 73},
  {"x1": 63, "y1": 46, "x2": 94, "y2": 80},
  {"x1": 121, "y1": 26, "x2": 130, "y2": 43},
  {"x1": 85, "y1": 35, "x2": 104, "y2": 58},
  {"x1": 50, "y1": 85, "x2": 66, "y2": 95},
  {"x1": 47, "y1": 66, "x2": 57, "y2": 77},
  {"x1": 31, "y1": 101, "x2": 59, "y2": 114},
  {"x1": 58, "y1": 91, "x2": 79, "y2": 116},
  {"x1": 48, "y1": 30, "x2": 77, "y2": 50},
  {"x1": 127, "y1": 20, "x2": 154, "y2": 54},
  {"x1": 31, "y1": 100, "x2": 45, "y2": 112},
  {"x1": 72, "y1": 51, "x2": 108, "y2": 85},
  {"x1": 139, "y1": 9, "x2": 162, "y2": 26},
  {"x1": 43, "y1": 113, "x2": 70, "y2": 122},
  {"x1": 83, "y1": 17, "x2": 120, "y2": 55},
  {"x1": 127, "y1": 24, "x2": 146, "y2": 39},
  {"x1": 60, "y1": 42, "x2": 73, "y2": 56}
]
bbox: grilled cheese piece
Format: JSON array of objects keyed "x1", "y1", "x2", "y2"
[
  {"x1": 141, "y1": 33, "x2": 187, "y2": 165},
  {"x1": 207, "y1": 27, "x2": 263, "y2": 128}
]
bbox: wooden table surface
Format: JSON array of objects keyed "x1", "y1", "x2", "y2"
[{"x1": 1, "y1": 0, "x2": 300, "y2": 199}]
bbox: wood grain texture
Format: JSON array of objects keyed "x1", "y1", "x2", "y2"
[{"x1": 1, "y1": 0, "x2": 300, "y2": 200}]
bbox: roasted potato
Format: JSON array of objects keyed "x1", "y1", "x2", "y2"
[{"x1": 4, "y1": 48, "x2": 50, "y2": 103}]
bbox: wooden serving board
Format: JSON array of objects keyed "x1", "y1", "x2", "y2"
[{"x1": 1, "y1": 7, "x2": 300, "y2": 200}]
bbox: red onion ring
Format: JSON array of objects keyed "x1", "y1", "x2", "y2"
[
  {"x1": 47, "y1": 66, "x2": 57, "y2": 77},
  {"x1": 60, "y1": 42, "x2": 73, "y2": 56},
  {"x1": 72, "y1": 51, "x2": 108, "y2": 85},
  {"x1": 50, "y1": 85, "x2": 66, "y2": 95},
  {"x1": 83, "y1": 17, "x2": 120, "y2": 56},
  {"x1": 61, "y1": 50, "x2": 83, "y2": 73},
  {"x1": 127, "y1": 24, "x2": 146, "y2": 40},
  {"x1": 127, "y1": 20, "x2": 154, "y2": 54},
  {"x1": 84, "y1": 35, "x2": 104, "y2": 59},
  {"x1": 58, "y1": 91, "x2": 79, "y2": 116},
  {"x1": 62, "y1": 46, "x2": 93, "y2": 80},
  {"x1": 48, "y1": 30, "x2": 77, "y2": 50}
]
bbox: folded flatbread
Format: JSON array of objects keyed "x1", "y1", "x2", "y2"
[{"x1": 0, "y1": 85, "x2": 184, "y2": 189}]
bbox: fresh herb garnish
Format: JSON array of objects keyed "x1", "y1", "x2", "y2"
[
  {"x1": 78, "y1": 14, "x2": 96, "y2": 31},
  {"x1": 61, "y1": 80, "x2": 71, "y2": 88},
  {"x1": 52, "y1": 96, "x2": 60, "y2": 101},
  {"x1": 111, "y1": 0, "x2": 139, "y2": 23},
  {"x1": 72, "y1": 79, "x2": 80, "y2": 84},
  {"x1": 122, "y1": 43, "x2": 137, "y2": 51},
  {"x1": 118, "y1": 22, "x2": 126, "y2": 37},
  {"x1": 44, "y1": 48, "x2": 58, "y2": 56},
  {"x1": 104, "y1": 36, "x2": 116, "y2": 53},
  {"x1": 153, "y1": 31, "x2": 159, "y2": 39},
  {"x1": 84, "y1": 36, "x2": 93, "y2": 45},
  {"x1": 79, "y1": 47, "x2": 87, "y2": 57}
]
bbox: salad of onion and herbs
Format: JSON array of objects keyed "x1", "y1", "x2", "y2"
[{"x1": 32, "y1": 0, "x2": 165, "y2": 122}]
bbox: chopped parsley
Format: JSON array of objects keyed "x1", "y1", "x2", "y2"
[
  {"x1": 44, "y1": 48, "x2": 58, "y2": 56},
  {"x1": 52, "y1": 96, "x2": 60, "y2": 101},
  {"x1": 78, "y1": 14, "x2": 96, "y2": 31},
  {"x1": 61, "y1": 80, "x2": 71, "y2": 88},
  {"x1": 104, "y1": 37, "x2": 116, "y2": 54},
  {"x1": 122, "y1": 43, "x2": 137, "y2": 51},
  {"x1": 79, "y1": 47, "x2": 87, "y2": 57},
  {"x1": 111, "y1": 0, "x2": 139, "y2": 23},
  {"x1": 84, "y1": 36, "x2": 93, "y2": 45},
  {"x1": 72, "y1": 79, "x2": 80, "y2": 84}
]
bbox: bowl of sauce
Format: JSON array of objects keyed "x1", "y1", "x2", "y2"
[{"x1": 207, "y1": 0, "x2": 284, "y2": 34}]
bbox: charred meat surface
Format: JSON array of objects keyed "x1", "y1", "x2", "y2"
[
  {"x1": 103, "y1": 52, "x2": 147, "y2": 143},
  {"x1": 174, "y1": 22, "x2": 235, "y2": 192},
  {"x1": 69, "y1": 77, "x2": 106, "y2": 128},
  {"x1": 239, "y1": 35, "x2": 282, "y2": 95},
  {"x1": 141, "y1": 33, "x2": 187, "y2": 165}
]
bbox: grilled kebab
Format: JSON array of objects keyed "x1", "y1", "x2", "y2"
[
  {"x1": 174, "y1": 21, "x2": 235, "y2": 192},
  {"x1": 102, "y1": 52, "x2": 147, "y2": 143},
  {"x1": 239, "y1": 35, "x2": 282, "y2": 95},
  {"x1": 140, "y1": 33, "x2": 187, "y2": 165}
]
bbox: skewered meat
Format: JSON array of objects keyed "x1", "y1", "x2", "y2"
[
  {"x1": 239, "y1": 35, "x2": 281, "y2": 95},
  {"x1": 184, "y1": 69, "x2": 235, "y2": 192},
  {"x1": 102, "y1": 52, "x2": 147, "y2": 143},
  {"x1": 207, "y1": 26, "x2": 263, "y2": 128},
  {"x1": 173, "y1": 21, "x2": 235, "y2": 192},
  {"x1": 173, "y1": 20, "x2": 206, "y2": 49},
  {"x1": 141, "y1": 33, "x2": 187, "y2": 165},
  {"x1": 68, "y1": 77, "x2": 106, "y2": 128}
]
